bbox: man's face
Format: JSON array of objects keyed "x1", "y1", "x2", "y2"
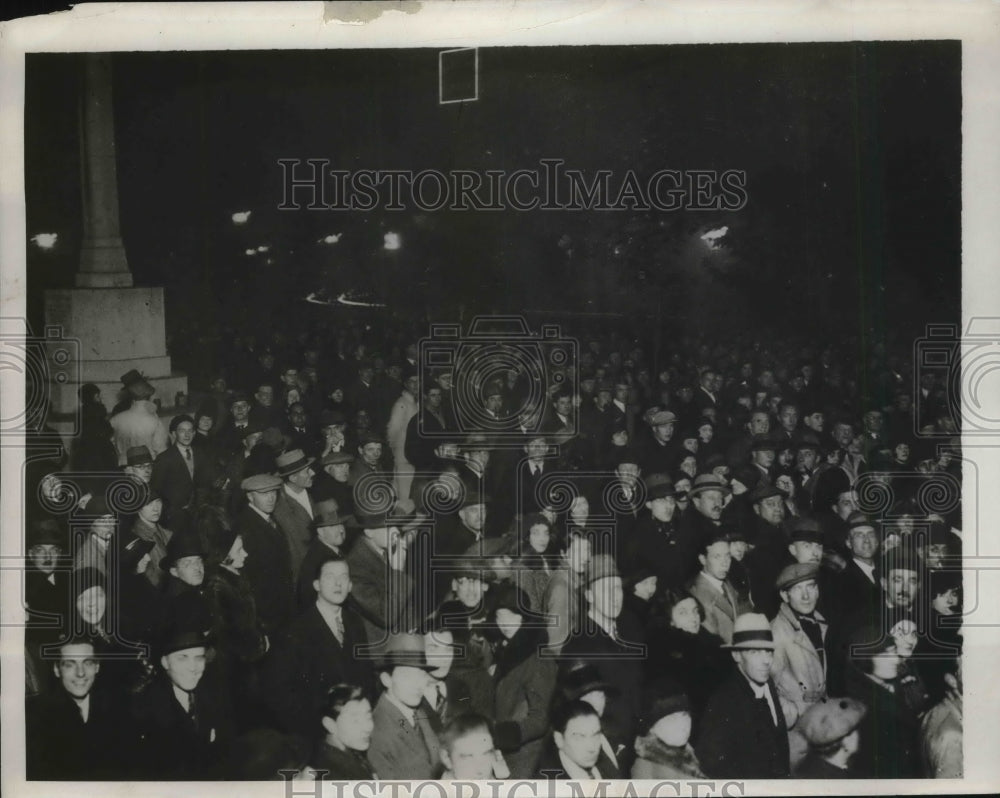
[
  {"x1": 460, "y1": 504, "x2": 486, "y2": 533},
  {"x1": 55, "y1": 643, "x2": 99, "y2": 699},
  {"x1": 796, "y1": 448, "x2": 819, "y2": 471},
  {"x1": 256, "y1": 386, "x2": 274, "y2": 407},
  {"x1": 365, "y1": 526, "x2": 399, "y2": 552},
  {"x1": 248, "y1": 488, "x2": 279, "y2": 515},
  {"x1": 864, "y1": 411, "x2": 883, "y2": 432},
  {"x1": 318, "y1": 522, "x2": 347, "y2": 549},
  {"x1": 833, "y1": 491, "x2": 859, "y2": 520},
  {"x1": 172, "y1": 555, "x2": 205, "y2": 587},
  {"x1": 485, "y1": 394, "x2": 503, "y2": 414},
  {"x1": 211, "y1": 377, "x2": 226, "y2": 393},
  {"x1": 29, "y1": 543, "x2": 61, "y2": 575},
  {"x1": 174, "y1": 421, "x2": 196, "y2": 447},
  {"x1": 91, "y1": 515, "x2": 115, "y2": 541},
  {"x1": 231, "y1": 400, "x2": 250, "y2": 422},
  {"x1": 698, "y1": 423, "x2": 714, "y2": 443},
  {"x1": 755, "y1": 495, "x2": 785, "y2": 526},
  {"x1": 127, "y1": 462, "x2": 153, "y2": 483},
  {"x1": 360, "y1": 442, "x2": 382, "y2": 465},
  {"x1": 782, "y1": 578, "x2": 819, "y2": 615},
  {"x1": 289, "y1": 405, "x2": 308, "y2": 428},
  {"x1": 289, "y1": 466, "x2": 315, "y2": 490},
  {"x1": 652, "y1": 421, "x2": 675, "y2": 444},
  {"x1": 883, "y1": 568, "x2": 920, "y2": 609},
  {"x1": 920, "y1": 543, "x2": 949, "y2": 569},
  {"x1": 426, "y1": 388, "x2": 443, "y2": 410},
  {"x1": 670, "y1": 596, "x2": 701, "y2": 634},
  {"x1": 729, "y1": 540, "x2": 749, "y2": 561},
  {"x1": 424, "y1": 630, "x2": 455, "y2": 680},
  {"x1": 692, "y1": 489, "x2": 725, "y2": 521},
  {"x1": 76, "y1": 586, "x2": 106, "y2": 625},
  {"x1": 587, "y1": 576, "x2": 623, "y2": 620},
  {"x1": 282, "y1": 368, "x2": 299, "y2": 387},
  {"x1": 525, "y1": 437, "x2": 548, "y2": 460},
  {"x1": 330, "y1": 699, "x2": 374, "y2": 752},
  {"x1": 445, "y1": 730, "x2": 496, "y2": 780},
  {"x1": 359, "y1": 368, "x2": 374, "y2": 385},
  {"x1": 383, "y1": 665, "x2": 430, "y2": 708},
  {"x1": 832, "y1": 423, "x2": 853, "y2": 448},
  {"x1": 749, "y1": 412, "x2": 770, "y2": 435},
  {"x1": 804, "y1": 412, "x2": 824, "y2": 432},
  {"x1": 615, "y1": 463, "x2": 641, "y2": 489},
  {"x1": 329, "y1": 462, "x2": 351, "y2": 483},
  {"x1": 779, "y1": 405, "x2": 798, "y2": 432},
  {"x1": 848, "y1": 525, "x2": 879, "y2": 560},
  {"x1": 699, "y1": 540, "x2": 731, "y2": 580},
  {"x1": 315, "y1": 561, "x2": 351, "y2": 606},
  {"x1": 556, "y1": 715, "x2": 603, "y2": 770},
  {"x1": 614, "y1": 384, "x2": 629, "y2": 403},
  {"x1": 453, "y1": 576, "x2": 486, "y2": 608},
  {"x1": 161, "y1": 646, "x2": 207, "y2": 692},
  {"x1": 735, "y1": 648, "x2": 773, "y2": 685},
  {"x1": 555, "y1": 396, "x2": 573, "y2": 417},
  {"x1": 789, "y1": 540, "x2": 823, "y2": 565},
  {"x1": 437, "y1": 373, "x2": 454, "y2": 391},
  {"x1": 751, "y1": 448, "x2": 776, "y2": 468},
  {"x1": 404, "y1": 376, "x2": 420, "y2": 396},
  {"x1": 648, "y1": 495, "x2": 677, "y2": 523}
]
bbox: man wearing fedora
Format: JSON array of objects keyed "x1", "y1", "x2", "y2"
[
  {"x1": 345, "y1": 512, "x2": 415, "y2": 644},
  {"x1": 560, "y1": 553, "x2": 644, "y2": 769},
  {"x1": 696, "y1": 613, "x2": 791, "y2": 778},
  {"x1": 310, "y1": 450, "x2": 355, "y2": 515},
  {"x1": 124, "y1": 445, "x2": 155, "y2": 485},
  {"x1": 686, "y1": 530, "x2": 754, "y2": 646},
  {"x1": 25, "y1": 518, "x2": 69, "y2": 629},
  {"x1": 131, "y1": 625, "x2": 233, "y2": 779},
  {"x1": 160, "y1": 533, "x2": 212, "y2": 635},
  {"x1": 296, "y1": 498, "x2": 353, "y2": 609},
  {"x1": 265, "y1": 555, "x2": 373, "y2": 737},
  {"x1": 272, "y1": 449, "x2": 318, "y2": 585},
  {"x1": 110, "y1": 370, "x2": 169, "y2": 467},
  {"x1": 681, "y1": 473, "x2": 733, "y2": 546},
  {"x1": 237, "y1": 474, "x2": 295, "y2": 638},
  {"x1": 368, "y1": 633, "x2": 442, "y2": 779}
]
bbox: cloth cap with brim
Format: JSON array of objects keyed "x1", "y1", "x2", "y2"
[
  {"x1": 751, "y1": 483, "x2": 783, "y2": 504},
  {"x1": 846, "y1": 622, "x2": 893, "y2": 658},
  {"x1": 241, "y1": 473, "x2": 282, "y2": 493},
  {"x1": 776, "y1": 561, "x2": 820, "y2": 591},
  {"x1": 751, "y1": 434, "x2": 778, "y2": 452},
  {"x1": 450, "y1": 559, "x2": 492, "y2": 582},
  {"x1": 461, "y1": 491, "x2": 490, "y2": 510},
  {"x1": 724, "y1": 613, "x2": 776, "y2": 650},
  {"x1": 140, "y1": 485, "x2": 162, "y2": 506},
  {"x1": 321, "y1": 450, "x2": 355, "y2": 466},
  {"x1": 320, "y1": 410, "x2": 347, "y2": 428},
  {"x1": 689, "y1": 473, "x2": 732, "y2": 498},
  {"x1": 795, "y1": 433, "x2": 823, "y2": 452},
  {"x1": 358, "y1": 432, "x2": 385, "y2": 447},
  {"x1": 596, "y1": 379, "x2": 614, "y2": 395},
  {"x1": 262, "y1": 427, "x2": 290, "y2": 450},
  {"x1": 789, "y1": 518, "x2": 824, "y2": 544},
  {"x1": 375, "y1": 633, "x2": 437, "y2": 671},
  {"x1": 559, "y1": 661, "x2": 619, "y2": 702},
  {"x1": 583, "y1": 553, "x2": 620, "y2": 586},
  {"x1": 311, "y1": 499, "x2": 353, "y2": 529},
  {"x1": 799, "y1": 697, "x2": 867, "y2": 747},
  {"x1": 644, "y1": 473, "x2": 676, "y2": 500},
  {"x1": 228, "y1": 391, "x2": 251, "y2": 407},
  {"x1": 846, "y1": 511, "x2": 876, "y2": 532},
  {"x1": 638, "y1": 677, "x2": 691, "y2": 736},
  {"x1": 275, "y1": 449, "x2": 315, "y2": 478},
  {"x1": 126, "y1": 446, "x2": 154, "y2": 466},
  {"x1": 648, "y1": 410, "x2": 677, "y2": 427},
  {"x1": 723, "y1": 524, "x2": 748, "y2": 544}
]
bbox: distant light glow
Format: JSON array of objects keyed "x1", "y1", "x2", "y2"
[
  {"x1": 319, "y1": 233, "x2": 342, "y2": 244},
  {"x1": 32, "y1": 233, "x2": 58, "y2": 249},
  {"x1": 231, "y1": 211, "x2": 251, "y2": 224},
  {"x1": 700, "y1": 226, "x2": 729, "y2": 250},
  {"x1": 257, "y1": 245, "x2": 270, "y2": 253},
  {"x1": 245, "y1": 248, "x2": 257, "y2": 256},
  {"x1": 383, "y1": 232, "x2": 401, "y2": 251},
  {"x1": 304, "y1": 292, "x2": 386, "y2": 309}
]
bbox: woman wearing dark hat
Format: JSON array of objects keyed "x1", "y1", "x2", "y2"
[
  {"x1": 127, "y1": 487, "x2": 173, "y2": 587},
  {"x1": 631, "y1": 679, "x2": 705, "y2": 779},
  {"x1": 72, "y1": 495, "x2": 117, "y2": 575},
  {"x1": 486, "y1": 583, "x2": 557, "y2": 778},
  {"x1": 843, "y1": 622, "x2": 922, "y2": 777},
  {"x1": 644, "y1": 590, "x2": 731, "y2": 729}
]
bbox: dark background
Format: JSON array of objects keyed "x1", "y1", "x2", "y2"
[{"x1": 24, "y1": 42, "x2": 961, "y2": 371}]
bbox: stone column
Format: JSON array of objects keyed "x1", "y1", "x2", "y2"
[{"x1": 76, "y1": 54, "x2": 133, "y2": 289}]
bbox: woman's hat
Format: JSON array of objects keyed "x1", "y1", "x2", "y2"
[{"x1": 637, "y1": 677, "x2": 691, "y2": 736}]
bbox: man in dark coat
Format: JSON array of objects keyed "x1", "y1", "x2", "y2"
[
  {"x1": 404, "y1": 383, "x2": 452, "y2": 473},
  {"x1": 560, "y1": 554, "x2": 644, "y2": 768},
  {"x1": 623, "y1": 474, "x2": 696, "y2": 588},
  {"x1": 26, "y1": 638, "x2": 130, "y2": 779},
  {"x1": 151, "y1": 414, "x2": 215, "y2": 530},
  {"x1": 235, "y1": 474, "x2": 294, "y2": 638},
  {"x1": 130, "y1": 627, "x2": 234, "y2": 780},
  {"x1": 296, "y1": 499, "x2": 352, "y2": 610},
  {"x1": 638, "y1": 409, "x2": 679, "y2": 476},
  {"x1": 265, "y1": 556, "x2": 374, "y2": 737},
  {"x1": 696, "y1": 613, "x2": 790, "y2": 778}
]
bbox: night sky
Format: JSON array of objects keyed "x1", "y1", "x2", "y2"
[{"x1": 24, "y1": 42, "x2": 961, "y2": 355}]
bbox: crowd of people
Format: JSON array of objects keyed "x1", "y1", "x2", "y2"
[{"x1": 23, "y1": 318, "x2": 964, "y2": 781}]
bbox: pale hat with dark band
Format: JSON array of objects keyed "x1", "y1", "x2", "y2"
[{"x1": 724, "y1": 612, "x2": 776, "y2": 650}]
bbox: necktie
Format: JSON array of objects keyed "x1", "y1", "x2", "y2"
[
  {"x1": 332, "y1": 610, "x2": 345, "y2": 645},
  {"x1": 413, "y1": 713, "x2": 433, "y2": 762},
  {"x1": 759, "y1": 693, "x2": 775, "y2": 726},
  {"x1": 268, "y1": 516, "x2": 277, "y2": 530},
  {"x1": 187, "y1": 690, "x2": 200, "y2": 732},
  {"x1": 434, "y1": 682, "x2": 446, "y2": 712},
  {"x1": 184, "y1": 446, "x2": 194, "y2": 477}
]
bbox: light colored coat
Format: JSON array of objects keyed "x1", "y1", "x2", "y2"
[
  {"x1": 686, "y1": 572, "x2": 753, "y2": 645},
  {"x1": 110, "y1": 400, "x2": 168, "y2": 465},
  {"x1": 770, "y1": 602, "x2": 828, "y2": 717}
]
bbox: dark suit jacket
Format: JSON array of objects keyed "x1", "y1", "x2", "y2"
[
  {"x1": 130, "y1": 674, "x2": 234, "y2": 780},
  {"x1": 345, "y1": 536, "x2": 415, "y2": 641},
  {"x1": 26, "y1": 686, "x2": 130, "y2": 779},
  {"x1": 696, "y1": 672, "x2": 790, "y2": 779},
  {"x1": 313, "y1": 740, "x2": 377, "y2": 780},
  {"x1": 404, "y1": 408, "x2": 450, "y2": 472},
  {"x1": 236, "y1": 506, "x2": 294, "y2": 636},
  {"x1": 272, "y1": 488, "x2": 314, "y2": 586},
  {"x1": 151, "y1": 444, "x2": 214, "y2": 528},
  {"x1": 264, "y1": 602, "x2": 374, "y2": 736},
  {"x1": 368, "y1": 692, "x2": 440, "y2": 780}
]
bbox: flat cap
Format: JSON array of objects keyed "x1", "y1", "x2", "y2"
[
  {"x1": 776, "y1": 561, "x2": 820, "y2": 591},
  {"x1": 241, "y1": 473, "x2": 282, "y2": 493},
  {"x1": 799, "y1": 697, "x2": 867, "y2": 747}
]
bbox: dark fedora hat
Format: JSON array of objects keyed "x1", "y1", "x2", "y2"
[
  {"x1": 126, "y1": 445, "x2": 154, "y2": 466},
  {"x1": 158, "y1": 624, "x2": 213, "y2": 658},
  {"x1": 311, "y1": 499, "x2": 354, "y2": 530},
  {"x1": 162, "y1": 533, "x2": 205, "y2": 569}
]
